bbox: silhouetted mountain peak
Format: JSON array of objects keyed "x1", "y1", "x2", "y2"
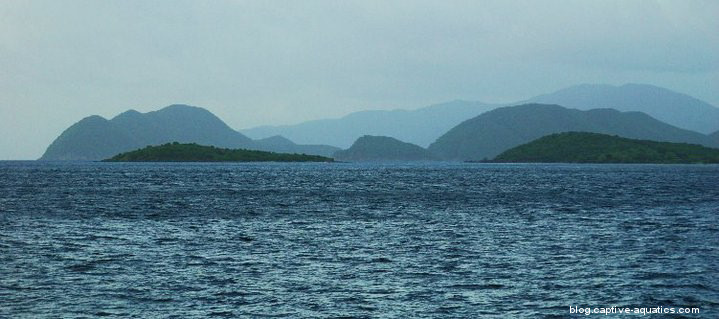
[
  {"x1": 41, "y1": 104, "x2": 254, "y2": 160},
  {"x1": 528, "y1": 83, "x2": 719, "y2": 133},
  {"x1": 78, "y1": 115, "x2": 109, "y2": 123},
  {"x1": 152, "y1": 104, "x2": 222, "y2": 120},
  {"x1": 41, "y1": 105, "x2": 340, "y2": 160},
  {"x1": 111, "y1": 110, "x2": 143, "y2": 123},
  {"x1": 353, "y1": 135, "x2": 405, "y2": 145},
  {"x1": 334, "y1": 135, "x2": 437, "y2": 161},
  {"x1": 40, "y1": 115, "x2": 137, "y2": 161},
  {"x1": 159, "y1": 104, "x2": 204, "y2": 111}
]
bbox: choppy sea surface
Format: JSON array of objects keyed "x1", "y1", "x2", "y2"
[{"x1": 1, "y1": 161, "x2": 718, "y2": 318}]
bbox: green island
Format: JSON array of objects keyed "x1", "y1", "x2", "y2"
[
  {"x1": 486, "y1": 132, "x2": 719, "y2": 164},
  {"x1": 102, "y1": 142, "x2": 334, "y2": 162}
]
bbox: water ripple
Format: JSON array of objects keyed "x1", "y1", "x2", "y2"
[{"x1": 1, "y1": 162, "x2": 718, "y2": 318}]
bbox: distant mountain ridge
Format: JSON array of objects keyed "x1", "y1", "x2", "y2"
[
  {"x1": 333, "y1": 135, "x2": 437, "y2": 161},
  {"x1": 527, "y1": 83, "x2": 719, "y2": 134},
  {"x1": 40, "y1": 105, "x2": 339, "y2": 160},
  {"x1": 241, "y1": 83, "x2": 719, "y2": 148},
  {"x1": 428, "y1": 103, "x2": 719, "y2": 161},
  {"x1": 254, "y1": 135, "x2": 339, "y2": 157},
  {"x1": 41, "y1": 83, "x2": 718, "y2": 161},
  {"x1": 241, "y1": 100, "x2": 496, "y2": 148}
]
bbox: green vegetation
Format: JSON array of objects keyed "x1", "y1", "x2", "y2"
[
  {"x1": 103, "y1": 142, "x2": 334, "y2": 162},
  {"x1": 491, "y1": 132, "x2": 719, "y2": 164}
]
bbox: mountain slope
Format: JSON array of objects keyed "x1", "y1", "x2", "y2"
[
  {"x1": 492, "y1": 132, "x2": 719, "y2": 164},
  {"x1": 40, "y1": 105, "x2": 337, "y2": 160},
  {"x1": 115, "y1": 105, "x2": 255, "y2": 149},
  {"x1": 110, "y1": 105, "x2": 255, "y2": 148},
  {"x1": 254, "y1": 135, "x2": 340, "y2": 157},
  {"x1": 333, "y1": 135, "x2": 437, "y2": 161},
  {"x1": 428, "y1": 104, "x2": 718, "y2": 161},
  {"x1": 710, "y1": 130, "x2": 719, "y2": 147},
  {"x1": 40, "y1": 116, "x2": 141, "y2": 161},
  {"x1": 241, "y1": 83, "x2": 717, "y2": 148},
  {"x1": 241, "y1": 100, "x2": 496, "y2": 148},
  {"x1": 527, "y1": 83, "x2": 719, "y2": 134}
]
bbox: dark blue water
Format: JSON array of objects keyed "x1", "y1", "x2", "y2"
[{"x1": 1, "y1": 161, "x2": 718, "y2": 318}]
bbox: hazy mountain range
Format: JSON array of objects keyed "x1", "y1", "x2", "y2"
[
  {"x1": 527, "y1": 83, "x2": 719, "y2": 134},
  {"x1": 241, "y1": 100, "x2": 496, "y2": 148},
  {"x1": 41, "y1": 83, "x2": 719, "y2": 161},
  {"x1": 428, "y1": 104, "x2": 718, "y2": 161},
  {"x1": 242, "y1": 83, "x2": 719, "y2": 148},
  {"x1": 40, "y1": 105, "x2": 339, "y2": 160}
]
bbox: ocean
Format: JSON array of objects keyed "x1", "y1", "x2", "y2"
[{"x1": 1, "y1": 161, "x2": 718, "y2": 318}]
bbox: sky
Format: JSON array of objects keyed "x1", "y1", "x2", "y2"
[{"x1": 1, "y1": 0, "x2": 718, "y2": 159}]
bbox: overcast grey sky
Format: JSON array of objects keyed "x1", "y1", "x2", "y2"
[{"x1": 1, "y1": 0, "x2": 717, "y2": 159}]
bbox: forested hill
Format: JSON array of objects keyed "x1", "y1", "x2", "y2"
[
  {"x1": 491, "y1": 132, "x2": 719, "y2": 164},
  {"x1": 103, "y1": 142, "x2": 334, "y2": 162}
]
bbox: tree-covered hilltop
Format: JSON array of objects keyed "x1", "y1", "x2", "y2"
[
  {"x1": 491, "y1": 132, "x2": 719, "y2": 164},
  {"x1": 103, "y1": 142, "x2": 334, "y2": 162}
]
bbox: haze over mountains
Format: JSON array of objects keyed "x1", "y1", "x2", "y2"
[
  {"x1": 41, "y1": 83, "x2": 719, "y2": 162},
  {"x1": 428, "y1": 104, "x2": 719, "y2": 161},
  {"x1": 241, "y1": 84, "x2": 719, "y2": 148},
  {"x1": 528, "y1": 83, "x2": 719, "y2": 134},
  {"x1": 40, "y1": 105, "x2": 339, "y2": 160},
  {"x1": 241, "y1": 101, "x2": 496, "y2": 148}
]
